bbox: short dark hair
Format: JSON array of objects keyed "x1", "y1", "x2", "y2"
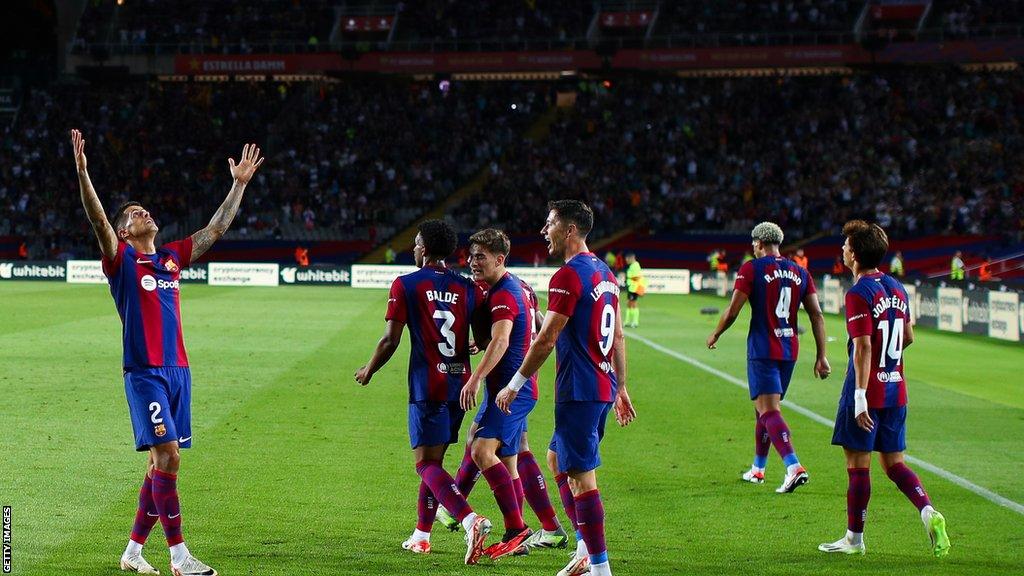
[
  {"x1": 842, "y1": 219, "x2": 889, "y2": 269},
  {"x1": 112, "y1": 201, "x2": 143, "y2": 231},
  {"x1": 469, "y1": 228, "x2": 510, "y2": 257},
  {"x1": 418, "y1": 219, "x2": 458, "y2": 259},
  {"x1": 547, "y1": 199, "x2": 593, "y2": 237}
]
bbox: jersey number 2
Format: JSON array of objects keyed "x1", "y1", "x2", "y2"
[{"x1": 433, "y1": 310, "x2": 457, "y2": 358}]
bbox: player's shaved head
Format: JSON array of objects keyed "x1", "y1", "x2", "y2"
[
  {"x1": 751, "y1": 222, "x2": 784, "y2": 246},
  {"x1": 417, "y1": 219, "x2": 458, "y2": 259},
  {"x1": 113, "y1": 201, "x2": 143, "y2": 232},
  {"x1": 843, "y1": 219, "x2": 888, "y2": 269},
  {"x1": 548, "y1": 200, "x2": 593, "y2": 238},
  {"x1": 469, "y1": 228, "x2": 510, "y2": 257}
]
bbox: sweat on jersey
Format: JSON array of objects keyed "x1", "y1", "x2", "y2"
[
  {"x1": 546, "y1": 252, "x2": 620, "y2": 403},
  {"x1": 842, "y1": 272, "x2": 910, "y2": 409},
  {"x1": 386, "y1": 265, "x2": 486, "y2": 403},
  {"x1": 734, "y1": 256, "x2": 816, "y2": 361},
  {"x1": 102, "y1": 239, "x2": 192, "y2": 369}
]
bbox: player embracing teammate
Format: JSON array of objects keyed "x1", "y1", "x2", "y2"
[{"x1": 496, "y1": 200, "x2": 637, "y2": 576}]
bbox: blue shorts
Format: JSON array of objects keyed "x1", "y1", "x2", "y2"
[
  {"x1": 409, "y1": 400, "x2": 465, "y2": 449},
  {"x1": 747, "y1": 359, "x2": 796, "y2": 400},
  {"x1": 548, "y1": 401, "x2": 612, "y2": 473},
  {"x1": 124, "y1": 367, "x2": 192, "y2": 452},
  {"x1": 474, "y1": 390, "x2": 536, "y2": 457},
  {"x1": 831, "y1": 405, "x2": 907, "y2": 453}
]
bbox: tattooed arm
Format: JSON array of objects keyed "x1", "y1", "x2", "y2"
[
  {"x1": 71, "y1": 130, "x2": 118, "y2": 259},
  {"x1": 190, "y1": 143, "x2": 265, "y2": 264}
]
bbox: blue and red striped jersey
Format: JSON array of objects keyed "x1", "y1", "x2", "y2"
[
  {"x1": 547, "y1": 252, "x2": 619, "y2": 403},
  {"x1": 734, "y1": 256, "x2": 816, "y2": 361},
  {"x1": 842, "y1": 272, "x2": 910, "y2": 409},
  {"x1": 485, "y1": 272, "x2": 539, "y2": 400},
  {"x1": 102, "y1": 239, "x2": 193, "y2": 369},
  {"x1": 386, "y1": 265, "x2": 485, "y2": 403}
]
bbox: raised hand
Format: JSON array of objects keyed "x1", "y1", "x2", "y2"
[
  {"x1": 70, "y1": 129, "x2": 87, "y2": 172},
  {"x1": 229, "y1": 143, "x2": 265, "y2": 185}
]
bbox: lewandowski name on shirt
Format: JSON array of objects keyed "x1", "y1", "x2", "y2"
[
  {"x1": 872, "y1": 295, "x2": 908, "y2": 318},
  {"x1": 763, "y1": 269, "x2": 803, "y2": 285},
  {"x1": 590, "y1": 280, "x2": 620, "y2": 301}
]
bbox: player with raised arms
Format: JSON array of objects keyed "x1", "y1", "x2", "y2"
[
  {"x1": 72, "y1": 129, "x2": 263, "y2": 576},
  {"x1": 818, "y1": 220, "x2": 949, "y2": 557},
  {"x1": 354, "y1": 220, "x2": 493, "y2": 564},
  {"x1": 495, "y1": 200, "x2": 636, "y2": 576},
  {"x1": 707, "y1": 221, "x2": 830, "y2": 492}
]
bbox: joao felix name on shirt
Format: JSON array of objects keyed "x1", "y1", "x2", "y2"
[{"x1": 842, "y1": 272, "x2": 910, "y2": 409}]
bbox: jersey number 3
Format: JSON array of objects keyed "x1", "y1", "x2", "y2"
[{"x1": 433, "y1": 310, "x2": 457, "y2": 358}]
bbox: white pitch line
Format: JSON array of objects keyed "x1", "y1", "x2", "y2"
[{"x1": 625, "y1": 330, "x2": 1024, "y2": 517}]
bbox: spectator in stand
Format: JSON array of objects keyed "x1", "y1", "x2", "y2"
[{"x1": 385, "y1": 244, "x2": 397, "y2": 265}]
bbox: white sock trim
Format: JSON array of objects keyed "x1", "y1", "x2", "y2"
[
  {"x1": 124, "y1": 540, "x2": 144, "y2": 558},
  {"x1": 169, "y1": 542, "x2": 190, "y2": 566},
  {"x1": 461, "y1": 512, "x2": 478, "y2": 532}
]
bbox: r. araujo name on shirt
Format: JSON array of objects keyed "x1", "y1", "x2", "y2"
[{"x1": 762, "y1": 268, "x2": 803, "y2": 285}]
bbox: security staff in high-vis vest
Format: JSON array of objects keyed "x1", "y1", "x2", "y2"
[
  {"x1": 625, "y1": 252, "x2": 645, "y2": 328},
  {"x1": 950, "y1": 250, "x2": 965, "y2": 280}
]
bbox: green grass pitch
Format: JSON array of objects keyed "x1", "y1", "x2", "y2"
[{"x1": 2, "y1": 283, "x2": 1022, "y2": 575}]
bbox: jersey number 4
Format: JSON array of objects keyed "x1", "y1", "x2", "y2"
[
  {"x1": 433, "y1": 310, "x2": 457, "y2": 358},
  {"x1": 775, "y1": 286, "x2": 792, "y2": 321}
]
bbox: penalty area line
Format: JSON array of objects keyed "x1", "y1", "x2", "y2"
[{"x1": 625, "y1": 330, "x2": 1024, "y2": 517}]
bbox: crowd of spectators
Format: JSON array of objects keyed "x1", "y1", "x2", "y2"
[
  {"x1": 654, "y1": 0, "x2": 859, "y2": 44},
  {"x1": 3, "y1": 70, "x2": 1022, "y2": 260},
  {"x1": 393, "y1": 0, "x2": 593, "y2": 47},
  {"x1": 72, "y1": 0, "x2": 335, "y2": 54},
  {"x1": 0, "y1": 79, "x2": 545, "y2": 259},
  {"x1": 70, "y1": 1, "x2": 1024, "y2": 54},
  {"x1": 934, "y1": 0, "x2": 1024, "y2": 38},
  {"x1": 451, "y1": 70, "x2": 1024, "y2": 244}
]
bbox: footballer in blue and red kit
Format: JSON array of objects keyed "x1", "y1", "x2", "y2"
[
  {"x1": 819, "y1": 220, "x2": 947, "y2": 558},
  {"x1": 495, "y1": 201, "x2": 635, "y2": 576},
  {"x1": 708, "y1": 221, "x2": 829, "y2": 493},
  {"x1": 831, "y1": 272, "x2": 910, "y2": 453},
  {"x1": 75, "y1": 131, "x2": 265, "y2": 574},
  {"x1": 474, "y1": 272, "x2": 539, "y2": 456},
  {"x1": 104, "y1": 238, "x2": 195, "y2": 451},
  {"x1": 733, "y1": 255, "x2": 817, "y2": 400},
  {"x1": 546, "y1": 253, "x2": 620, "y2": 474},
  {"x1": 386, "y1": 265, "x2": 485, "y2": 449}
]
